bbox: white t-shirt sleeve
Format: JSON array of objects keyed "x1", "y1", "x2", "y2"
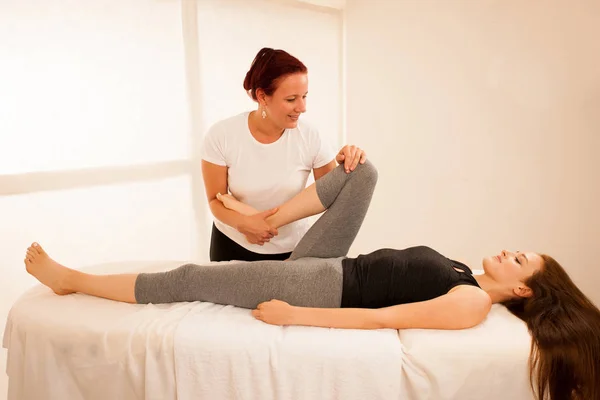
[
  {"x1": 311, "y1": 127, "x2": 337, "y2": 169},
  {"x1": 200, "y1": 123, "x2": 227, "y2": 167}
]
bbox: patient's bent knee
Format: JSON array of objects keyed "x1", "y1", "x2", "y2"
[{"x1": 354, "y1": 160, "x2": 378, "y2": 185}]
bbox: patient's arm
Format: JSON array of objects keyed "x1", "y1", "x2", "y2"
[
  {"x1": 253, "y1": 286, "x2": 491, "y2": 330},
  {"x1": 374, "y1": 285, "x2": 492, "y2": 330},
  {"x1": 253, "y1": 299, "x2": 384, "y2": 329}
]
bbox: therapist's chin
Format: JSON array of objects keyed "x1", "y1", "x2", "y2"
[{"x1": 283, "y1": 121, "x2": 299, "y2": 129}]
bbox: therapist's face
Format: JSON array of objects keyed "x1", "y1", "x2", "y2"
[{"x1": 259, "y1": 72, "x2": 308, "y2": 130}]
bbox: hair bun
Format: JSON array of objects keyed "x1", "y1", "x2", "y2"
[{"x1": 243, "y1": 48, "x2": 307, "y2": 101}]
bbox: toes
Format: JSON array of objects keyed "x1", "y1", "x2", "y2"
[
  {"x1": 26, "y1": 245, "x2": 38, "y2": 257},
  {"x1": 31, "y1": 242, "x2": 41, "y2": 255},
  {"x1": 32, "y1": 242, "x2": 46, "y2": 255},
  {"x1": 26, "y1": 248, "x2": 36, "y2": 260}
]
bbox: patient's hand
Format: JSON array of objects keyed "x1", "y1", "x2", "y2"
[
  {"x1": 252, "y1": 299, "x2": 296, "y2": 326},
  {"x1": 216, "y1": 192, "x2": 259, "y2": 216}
]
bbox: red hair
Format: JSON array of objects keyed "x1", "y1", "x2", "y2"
[{"x1": 243, "y1": 48, "x2": 307, "y2": 101}]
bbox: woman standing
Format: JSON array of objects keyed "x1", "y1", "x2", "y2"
[{"x1": 201, "y1": 47, "x2": 366, "y2": 261}]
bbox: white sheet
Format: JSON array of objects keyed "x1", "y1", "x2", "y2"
[
  {"x1": 3, "y1": 261, "x2": 189, "y2": 400},
  {"x1": 399, "y1": 304, "x2": 534, "y2": 400},
  {"x1": 174, "y1": 305, "x2": 403, "y2": 400}
]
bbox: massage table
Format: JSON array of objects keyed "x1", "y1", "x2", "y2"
[{"x1": 3, "y1": 261, "x2": 534, "y2": 400}]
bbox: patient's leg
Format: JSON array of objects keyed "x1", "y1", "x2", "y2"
[
  {"x1": 216, "y1": 193, "x2": 259, "y2": 216},
  {"x1": 25, "y1": 243, "x2": 343, "y2": 308},
  {"x1": 25, "y1": 243, "x2": 137, "y2": 303},
  {"x1": 217, "y1": 161, "x2": 378, "y2": 259},
  {"x1": 289, "y1": 160, "x2": 378, "y2": 259},
  {"x1": 218, "y1": 186, "x2": 326, "y2": 230},
  {"x1": 134, "y1": 257, "x2": 343, "y2": 308}
]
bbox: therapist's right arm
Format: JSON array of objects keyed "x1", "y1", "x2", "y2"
[{"x1": 201, "y1": 160, "x2": 278, "y2": 246}]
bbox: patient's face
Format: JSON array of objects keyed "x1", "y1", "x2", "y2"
[{"x1": 482, "y1": 250, "x2": 544, "y2": 285}]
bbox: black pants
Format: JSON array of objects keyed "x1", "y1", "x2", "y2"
[{"x1": 209, "y1": 223, "x2": 292, "y2": 262}]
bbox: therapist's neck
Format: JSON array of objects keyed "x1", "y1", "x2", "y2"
[{"x1": 251, "y1": 110, "x2": 285, "y2": 138}]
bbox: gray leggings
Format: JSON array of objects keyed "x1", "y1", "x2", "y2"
[{"x1": 135, "y1": 160, "x2": 378, "y2": 308}]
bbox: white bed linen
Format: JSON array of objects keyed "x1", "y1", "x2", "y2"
[
  {"x1": 174, "y1": 305, "x2": 403, "y2": 400},
  {"x1": 3, "y1": 261, "x2": 189, "y2": 400},
  {"x1": 399, "y1": 304, "x2": 534, "y2": 400}
]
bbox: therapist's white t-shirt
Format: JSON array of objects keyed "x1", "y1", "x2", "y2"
[{"x1": 201, "y1": 111, "x2": 336, "y2": 254}]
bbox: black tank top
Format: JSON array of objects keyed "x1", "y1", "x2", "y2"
[{"x1": 341, "y1": 246, "x2": 480, "y2": 308}]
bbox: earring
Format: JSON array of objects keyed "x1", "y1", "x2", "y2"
[{"x1": 261, "y1": 109, "x2": 267, "y2": 119}]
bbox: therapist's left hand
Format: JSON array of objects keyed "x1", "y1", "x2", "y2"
[{"x1": 336, "y1": 145, "x2": 367, "y2": 173}]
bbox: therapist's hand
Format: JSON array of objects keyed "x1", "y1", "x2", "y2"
[
  {"x1": 238, "y1": 209, "x2": 279, "y2": 246},
  {"x1": 336, "y1": 145, "x2": 367, "y2": 173}
]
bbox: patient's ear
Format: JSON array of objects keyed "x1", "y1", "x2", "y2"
[{"x1": 513, "y1": 285, "x2": 532, "y2": 298}]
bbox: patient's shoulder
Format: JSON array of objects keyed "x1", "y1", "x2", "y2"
[{"x1": 448, "y1": 285, "x2": 491, "y2": 307}]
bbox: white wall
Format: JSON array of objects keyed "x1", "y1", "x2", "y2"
[
  {"x1": 196, "y1": 0, "x2": 342, "y2": 145},
  {"x1": 297, "y1": 0, "x2": 346, "y2": 10},
  {"x1": 0, "y1": 1, "x2": 342, "y2": 397},
  {"x1": 194, "y1": 0, "x2": 343, "y2": 193},
  {"x1": 345, "y1": 0, "x2": 600, "y2": 305},
  {"x1": 0, "y1": 2, "x2": 193, "y2": 398}
]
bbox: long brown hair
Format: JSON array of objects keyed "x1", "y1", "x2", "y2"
[{"x1": 503, "y1": 255, "x2": 600, "y2": 400}]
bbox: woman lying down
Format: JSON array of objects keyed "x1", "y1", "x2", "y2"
[{"x1": 24, "y1": 161, "x2": 599, "y2": 400}]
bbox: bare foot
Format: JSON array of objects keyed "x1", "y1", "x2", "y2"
[
  {"x1": 216, "y1": 192, "x2": 237, "y2": 210},
  {"x1": 216, "y1": 192, "x2": 260, "y2": 216},
  {"x1": 24, "y1": 243, "x2": 75, "y2": 295}
]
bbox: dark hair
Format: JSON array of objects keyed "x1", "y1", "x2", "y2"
[
  {"x1": 503, "y1": 255, "x2": 600, "y2": 400},
  {"x1": 243, "y1": 47, "x2": 307, "y2": 101}
]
